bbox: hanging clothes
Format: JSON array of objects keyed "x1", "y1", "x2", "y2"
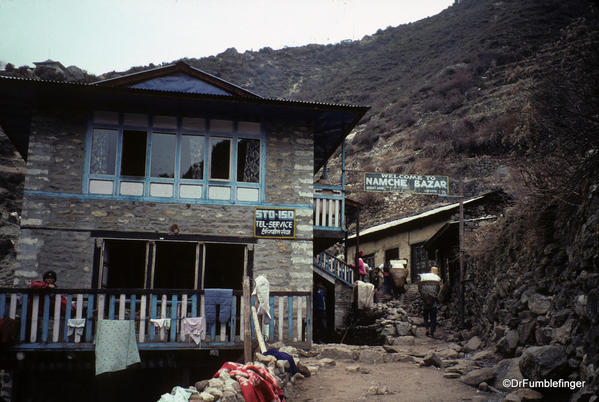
[
  {"x1": 181, "y1": 317, "x2": 206, "y2": 345},
  {"x1": 67, "y1": 318, "x2": 86, "y2": 337},
  {"x1": 204, "y1": 288, "x2": 233, "y2": 326},
  {"x1": 94, "y1": 320, "x2": 140, "y2": 375},
  {"x1": 252, "y1": 275, "x2": 271, "y2": 324}
]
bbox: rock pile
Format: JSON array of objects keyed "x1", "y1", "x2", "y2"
[{"x1": 157, "y1": 344, "x2": 314, "y2": 402}]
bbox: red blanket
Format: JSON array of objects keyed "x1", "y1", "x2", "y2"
[{"x1": 215, "y1": 362, "x2": 285, "y2": 402}]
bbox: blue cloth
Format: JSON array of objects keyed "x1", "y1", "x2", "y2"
[
  {"x1": 204, "y1": 288, "x2": 233, "y2": 325},
  {"x1": 264, "y1": 348, "x2": 298, "y2": 376},
  {"x1": 94, "y1": 320, "x2": 140, "y2": 375}
]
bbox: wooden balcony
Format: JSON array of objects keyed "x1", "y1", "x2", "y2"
[
  {"x1": 0, "y1": 288, "x2": 311, "y2": 353},
  {"x1": 313, "y1": 251, "x2": 354, "y2": 286}
]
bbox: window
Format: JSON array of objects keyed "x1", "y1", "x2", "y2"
[
  {"x1": 121, "y1": 130, "x2": 147, "y2": 177},
  {"x1": 237, "y1": 138, "x2": 260, "y2": 183},
  {"x1": 181, "y1": 135, "x2": 205, "y2": 179},
  {"x1": 210, "y1": 138, "x2": 231, "y2": 180},
  {"x1": 86, "y1": 112, "x2": 263, "y2": 202},
  {"x1": 98, "y1": 240, "x2": 245, "y2": 291},
  {"x1": 90, "y1": 129, "x2": 117, "y2": 175},
  {"x1": 150, "y1": 132, "x2": 176, "y2": 178}
]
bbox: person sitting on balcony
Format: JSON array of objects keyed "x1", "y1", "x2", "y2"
[
  {"x1": 29, "y1": 270, "x2": 68, "y2": 314},
  {"x1": 29, "y1": 270, "x2": 58, "y2": 289}
]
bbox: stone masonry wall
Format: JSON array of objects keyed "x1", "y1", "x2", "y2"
[{"x1": 14, "y1": 110, "x2": 314, "y2": 291}]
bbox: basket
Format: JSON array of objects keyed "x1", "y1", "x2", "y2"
[{"x1": 389, "y1": 267, "x2": 409, "y2": 287}]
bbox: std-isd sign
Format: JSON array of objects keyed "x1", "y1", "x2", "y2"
[
  {"x1": 254, "y1": 208, "x2": 296, "y2": 239},
  {"x1": 365, "y1": 173, "x2": 449, "y2": 195}
]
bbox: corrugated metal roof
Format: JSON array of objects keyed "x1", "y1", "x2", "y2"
[{"x1": 348, "y1": 195, "x2": 485, "y2": 239}]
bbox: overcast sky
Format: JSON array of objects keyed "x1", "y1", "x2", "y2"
[{"x1": 0, "y1": 0, "x2": 453, "y2": 75}]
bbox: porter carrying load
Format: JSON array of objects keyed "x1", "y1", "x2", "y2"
[{"x1": 389, "y1": 260, "x2": 409, "y2": 288}]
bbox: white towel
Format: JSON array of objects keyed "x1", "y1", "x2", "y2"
[
  {"x1": 181, "y1": 317, "x2": 206, "y2": 345},
  {"x1": 150, "y1": 318, "x2": 171, "y2": 329},
  {"x1": 252, "y1": 275, "x2": 271, "y2": 323},
  {"x1": 67, "y1": 318, "x2": 86, "y2": 336}
]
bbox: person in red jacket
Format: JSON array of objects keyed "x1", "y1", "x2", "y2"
[
  {"x1": 29, "y1": 270, "x2": 58, "y2": 290},
  {"x1": 29, "y1": 270, "x2": 68, "y2": 315}
]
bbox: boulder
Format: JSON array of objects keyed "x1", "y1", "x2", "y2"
[
  {"x1": 506, "y1": 388, "x2": 544, "y2": 401},
  {"x1": 519, "y1": 346, "x2": 568, "y2": 380},
  {"x1": 471, "y1": 349, "x2": 501, "y2": 362},
  {"x1": 493, "y1": 358, "x2": 523, "y2": 391},
  {"x1": 497, "y1": 329, "x2": 519, "y2": 356},
  {"x1": 528, "y1": 294, "x2": 552, "y2": 315},
  {"x1": 319, "y1": 345, "x2": 357, "y2": 360},
  {"x1": 391, "y1": 336, "x2": 415, "y2": 346},
  {"x1": 435, "y1": 348, "x2": 459, "y2": 360},
  {"x1": 555, "y1": 318, "x2": 574, "y2": 345},
  {"x1": 358, "y1": 349, "x2": 385, "y2": 364},
  {"x1": 463, "y1": 336, "x2": 482, "y2": 353},
  {"x1": 422, "y1": 351, "x2": 443, "y2": 368},
  {"x1": 395, "y1": 321, "x2": 412, "y2": 336},
  {"x1": 459, "y1": 367, "x2": 496, "y2": 386}
]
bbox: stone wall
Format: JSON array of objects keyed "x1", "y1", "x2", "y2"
[{"x1": 14, "y1": 109, "x2": 315, "y2": 291}]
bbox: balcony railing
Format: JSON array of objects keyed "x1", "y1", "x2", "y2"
[
  {"x1": 0, "y1": 288, "x2": 311, "y2": 351},
  {"x1": 314, "y1": 186, "x2": 345, "y2": 230},
  {"x1": 313, "y1": 252, "x2": 354, "y2": 286}
]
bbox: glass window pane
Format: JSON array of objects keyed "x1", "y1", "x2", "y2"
[
  {"x1": 90, "y1": 129, "x2": 117, "y2": 175},
  {"x1": 210, "y1": 138, "x2": 230, "y2": 180},
  {"x1": 121, "y1": 130, "x2": 147, "y2": 177},
  {"x1": 237, "y1": 139, "x2": 260, "y2": 183},
  {"x1": 181, "y1": 135, "x2": 205, "y2": 179},
  {"x1": 150, "y1": 132, "x2": 176, "y2": 178}
]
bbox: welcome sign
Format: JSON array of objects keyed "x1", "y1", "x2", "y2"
[{"x1": 364, "y1": 173, "x2": 449, "y2": 195}]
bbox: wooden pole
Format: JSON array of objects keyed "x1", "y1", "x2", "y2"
[
  {"x1": 243, "y1": 276, "x2": 252, "y2": 363},
  {"x1": 251, "y1": 306, "x2": 267, "y2": 354},
  {"x1": 458, "y1": 178, "x2": 465, "y2": 327}
]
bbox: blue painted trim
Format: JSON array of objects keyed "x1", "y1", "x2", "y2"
[
  {"x1": 269, "y1": 295, "x2": 275, "y2": 341},
  {"x1": 20, "y1": 294, "x2": 28, "y2": 342},
  {"x1": 86, "y1": 295, "x2": 95, "y2": 342},
  {"x1": 230, "y1": 295, "x2": 237, "y2": 342},
  {"x1": 313, "y1": 225, "x2": 346, "y2": 231},
  {"x1": 210, "y1": 322, "x2": 216, "y2": 342},
  {"x1": 191, "y1": 294, "x2": 197, "y2": 317},
  {"x1": 313, "y1": 194, "x2": 344, "y2": 200},
  {"x1": 108, "y1": 295, "x2": 115, "y2": 320},
  {"x1": 42, "y1": 294, "x2": 50, "y2": 342},
  {"x1": 170, "y1": 295, "x2": 177, "y2": 342},
  {"x1": 314, "y1": 184, "x2": 343, "y2": 191},
  {"x1": 130, "y1": 294, "x2": 137, "y2": 321},
  {"x1": 85, "y1": 114, "x2": 266, "y2": 204},
  {"x1": 11, "y1": 342, "x2": 245, "y2": 351},
  {"x1": 150, "y1": 295, "x2": 157, "y2": 342},
  {"x1": 342, "y1": 141, "x2": 346, "y2": 228},
  {"x1": 0, "y1": 294, "x2": 5, "y2": 318},
  {"x1": 23, "y1": 190, "x2": 313, "y2": 209},
  {"x1": 288, "y1": 297, "x2": 293, "y2": 341}
]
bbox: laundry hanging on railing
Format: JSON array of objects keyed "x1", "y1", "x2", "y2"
[
  {"x1": 67, "y1": 318, "x2": 86, "y2": 337},
  {"x1": 94, "y1": 320, "x2": 140, "y2": 375},
  {"x1": 150, "y1": 318, "x2": 171, "y2": 329},
  {"x1": 181, "y1": 317, "x2": 206, "y2": 345},
  {"x1": 204, "y1": 289, "x2": 232, "y2": 325},
  {"x1": 252, "y1": 275, "x2": 271, "y2": 324}
]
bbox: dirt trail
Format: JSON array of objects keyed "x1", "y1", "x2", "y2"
[{"x1": 287, "y1": 334, "x2": 496, "y2": 402}]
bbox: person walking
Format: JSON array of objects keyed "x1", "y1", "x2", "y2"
[{"x1": 418, "y1": 267, "x2": 442, "y2": 337}]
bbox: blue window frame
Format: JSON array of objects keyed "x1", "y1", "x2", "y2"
[{"x1": 84, "y1": 112, "x2": 265, "y2": 203}]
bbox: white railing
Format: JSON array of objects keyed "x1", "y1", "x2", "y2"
[
  {"x1": 0, "y1": 289, "x2": 312, "y2": 350},
  {"x1": 313, "y1": 188, "x2": 344, "y2": 229}
]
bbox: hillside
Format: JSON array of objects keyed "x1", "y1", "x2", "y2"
[{"x1": 1, "y1": 1, "x2": 598, "y2": 397}]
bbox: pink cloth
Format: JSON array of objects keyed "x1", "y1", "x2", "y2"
[
  {"x1": 181, "y1": 317, "x2": 206, "y2": 345},
  {"x1": 358, "y1": 258, "x2": 366, "y2": 275}
]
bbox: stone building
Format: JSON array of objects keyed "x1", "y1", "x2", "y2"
[
  {"x1": 346, "y1": 191, "x2": 506, "y2": 284},
  {"x1": 0, "y1": 62, "x2": 367, "y2": 400}
]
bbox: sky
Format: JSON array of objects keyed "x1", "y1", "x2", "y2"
[{"x1": 0, "y1": 0, "x2": 453, "y2": 76}]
